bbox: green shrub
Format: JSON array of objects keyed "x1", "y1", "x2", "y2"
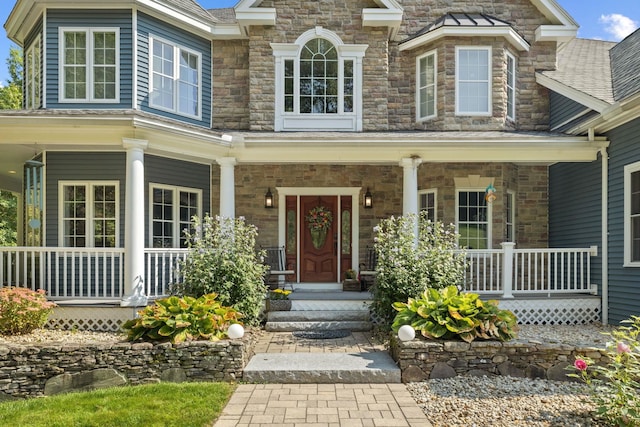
[
  {"x1": 571, "y1": 316, "x2": 640, "y2": 426},
  {"x1": 173, "y1": 215, "x2": 268, "y2": 326},
  {"x1": 392, "y1": 286, "x2": 518, "y2": 343},
  {"x1": 122, "y1": 293, "x2": 242, "y2": 343},
  {"x1": 371, "y1": 213, "x2": 467, "y2": 326},
  {"x1": 0, "y1": 287, "x2": 56, "y2": 335}
]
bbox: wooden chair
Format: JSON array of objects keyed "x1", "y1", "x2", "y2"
[
  {"x1": 262, "y1": 246, "x2": 295, "y2": 291},
  {"x1": 359, "y1": 246, "x2": 377, "y2": 291}
]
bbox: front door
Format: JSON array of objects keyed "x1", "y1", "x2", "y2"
[{"x1": 300, "y1": 196, "x2": 337, "y2": 282}]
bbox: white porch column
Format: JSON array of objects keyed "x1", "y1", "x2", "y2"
[
  {"x1": 400, "y1": 157, "x2": 423, "y2": 216},
  {"x1": 217, "y1": 157, "x2": 237, "y2": 218},
  {"x1": 501, "y1": 242, "x2": 515, "y2": 299},
  {"x1": 121, "y1": 138, "x2": 148, "y2": 307}
]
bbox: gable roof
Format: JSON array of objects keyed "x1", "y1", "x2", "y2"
[
  {"x1": 610, "y1": 28, "x2": 640, "y2": 101},
  {"x1": 163, "y1": 0, "x2": 216, "y2": 23}
]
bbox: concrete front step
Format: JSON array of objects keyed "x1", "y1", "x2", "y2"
[
  {"x1": 265, "y1": 320, "x2": 372, "y2": 332},
  {"x1": 267, "y1": 310, "x2": 369, "y2": 322},
  {"x1": 243, "y1": 352, "x2": 401, "y2": 384}
]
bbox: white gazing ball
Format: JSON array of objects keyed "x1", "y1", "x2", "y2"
[
  {"x1": 227, "y1": 324, "x2": 245, "y2": 339},
  {"x1": 397, "y1": 325, "x2": 415, "y2": 342}
]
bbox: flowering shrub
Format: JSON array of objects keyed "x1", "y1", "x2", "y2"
[
  {"x1": 0, "y1": 287, "x2": 57, "y2": 335},
  {"x1": 571, "y1": 316, "x2": 640, "y2": 426},
  {"x1": 370, "y1": 213, "x2": 467, "y2": 326},
  {"x1": 268, "y1": 289, "x2": 291, "y2": 300},
  {"x1": 305, "y1": 206, "x2": 333, "y2": 232},
  {"x1": 172, "y1": 215, "x2": 268, "y2": 326}
]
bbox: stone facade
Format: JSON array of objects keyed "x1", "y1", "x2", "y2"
[
  {"x1": 221, "y1": 0, "x2": 557, "y2": 132},
  {"x1": 390, "y1": 335, "x2": 608, "y2": 383},
  {"x1": 0, "y1": 335, "x2": 256, "y2": 399}
]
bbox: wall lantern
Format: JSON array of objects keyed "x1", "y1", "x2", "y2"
[
  {"x1": 364, "y1": 188, "x2": 373, "y2": 209},
  {"x1": 264, "y1": 188, "x2": 274, "y2": 208}
]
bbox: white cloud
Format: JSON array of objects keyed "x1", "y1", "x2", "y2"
[{"x1": 599, "y1": 13, "x2": 638, "y2": 41}]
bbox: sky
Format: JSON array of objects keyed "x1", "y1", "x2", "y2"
[{"x1": 0, "y1": 0, "x2": 638, "y2": 85}]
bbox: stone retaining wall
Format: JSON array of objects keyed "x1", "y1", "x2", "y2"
[
  {"x1": 390, "y1": 336, "x2": 608, "y2": 383},
  {"x1": 0, "y1": 334, "x2": 257, "y2": 399}
]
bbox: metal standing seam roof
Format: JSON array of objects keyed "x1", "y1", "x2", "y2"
[{"x1": 403, "y1": 13, "x2": 516, "y2": 43}]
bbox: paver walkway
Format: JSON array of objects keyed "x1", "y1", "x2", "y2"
[{"x1": 213, "y1": 331, "x2": 433, "y2": 427}]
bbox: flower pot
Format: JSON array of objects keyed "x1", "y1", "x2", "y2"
[
  {"x1": 266, "y1": 299, "x2": 292, "y2": 311},
  {"x1": 342, "y1": 279, "x2": 361, "y2": 292}
]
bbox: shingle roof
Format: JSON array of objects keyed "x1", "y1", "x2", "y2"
[
  {"x1": 208, "y1": 7, "x2": 237, "y2": 23},
  {"x1": 610, "y1": 28, "x2": 640, "y2": 101},
  {"x1": 160, "y1": 0, "x2": 217, "y2": 23},
  {"x1": 406, "y1": 13, "x2": 513, "y2": 41},
  {"x1": 541, "y1": 38, "x2": 616, "y2": 104}
]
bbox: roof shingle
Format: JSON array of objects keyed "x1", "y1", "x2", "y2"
[{"x1": 610, "y1": 29, "x2": 640, "y2": 101}]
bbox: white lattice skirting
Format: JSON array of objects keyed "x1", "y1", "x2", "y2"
[
  {"x1": 48, "y1": 306, "x2": 138, "y2": 332},
  {"x1": 498, "y1": 296, "x2": 601, "y2": 325}
]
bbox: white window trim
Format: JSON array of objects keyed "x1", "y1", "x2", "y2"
[
  {"x1": 506, "y1": 51, "x2": 516, "y2": 121},
  {"x1": 418, "y1": 188, "x2": 437, "y2": 221},
  {"x1": 148, "y1": 183, "x2": 203, "y2": 248},
  {"x1": 271, "y1": 27, "x2": 367, "y2": 131},
  {"x1": 455, "y1": 188, "x2": 493, "y2": 249},
  {"x1": 25, "y1": 34, "x2": 42, "y2": 109},
  {"x1": 416, "y1": 50, "x2": 437, "y2": 122},
  {"x1": 506, "y1": 189, "x2": 515, "y2": 243},
  {"x1": 624, "y1": 162, "x2": 640, "y2": 266},
  {"x1": 148, "y1": 35, "x2": 203, "y2": 120},
  {"x1": 455, "y1": 46, "x2": 492, "y2": 116},
  {"x1": 58, "y1": 27, "x2": 120, "y2": 103},
  {"x1": 58, "y1": 180, "x2": 120, "y2": 247}
]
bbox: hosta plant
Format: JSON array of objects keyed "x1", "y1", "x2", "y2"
[
  {"x1": 0, "y1": 287, "x2": 57, "y2": 335},
  {"x1": 122, "y1": 293, "x2": 242, "y2": 344},
  {"x1": 392, "y1": 285, "x2": 518, "y2": 343}
]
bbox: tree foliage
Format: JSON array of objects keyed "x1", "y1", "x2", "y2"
[
  {"x1": 0, "y1": 46, "x2": 23, "y2": 110},
  {"x1": 0, "y1": 190, "x2": 18, "y2": 246}
]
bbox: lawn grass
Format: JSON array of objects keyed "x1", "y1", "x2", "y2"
[{"x1": 0, "y1": 382, "x2": 236, "y2": 427}]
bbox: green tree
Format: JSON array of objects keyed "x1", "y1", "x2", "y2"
[
  {"x1": 0, "y1": 46, "x2": 23, "y2": 110},
  {"x1": 0, "y1": 190, "x2": 18, "y2": 246}
]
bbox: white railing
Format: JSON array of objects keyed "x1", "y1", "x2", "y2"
[
  {"x1": 0, "y1": 247, "x2": 125, "y2": 299},
  {"x1": 461, "y1": 243, "x2": 598, "y2": 297},
  {"x1": 144, "y1": 248, "x2": 188, "y2": 298}
]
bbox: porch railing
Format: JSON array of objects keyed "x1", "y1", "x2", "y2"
[
  {"x1": 1, "y1": 244, "x2": 598, "y2": 301},
  {"x1": 461, "y1": 243, "x2": 598, "y2": 297}
]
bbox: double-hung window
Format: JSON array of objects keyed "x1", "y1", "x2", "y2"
[
  {"x1": 150, "y1": 184, "x2": 201, "y2": 248},
  {"x1": 456, "y1": 47, "x2": 491, "y2": 115},
  {"x1": 506, "y1": 51, "x2": 516, "y2": 121},
  {"x1": 416, "y1": 50, "x2": 437, "y2": 120},
  {"x1": 419, "y1": 189, "x2": 437, "y2": 222},
  {"x1": 59, "y1": 181, "x2": 119, "y2": 247},
  {"x1": 150, "y1": 37, "x2": 201, "y2": 119},
  {"x1": 59, "y1": 28, "x2": 119, "y2": 102},
  {"x1": 624, "y1": 163, "x2": 640, "y2": 265},
  {"x1": 25, "y1": 35, "x2": 42, "y2": 109},
  {"x1": 456, "y1": 190, "x2": 491, "y2": 249}
]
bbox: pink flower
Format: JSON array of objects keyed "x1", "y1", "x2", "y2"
[
  {"x1": 574, "y1": 359, "x2": 588, "y2": 371},
  {"x1": 617, "y1": 342, "x2": 631, "y2": 354}
]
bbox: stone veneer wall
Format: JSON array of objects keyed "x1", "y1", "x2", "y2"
[
  {"x1": 390, "y1": 336, "x2": 608, "y2": 384},
  {"x1": 0, "y1": 334, "x2": 256, "y2": 399}
]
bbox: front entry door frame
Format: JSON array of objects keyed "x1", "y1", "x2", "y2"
[{"x1": 277, "y1": 187, "x2": 361, "y2": 283}]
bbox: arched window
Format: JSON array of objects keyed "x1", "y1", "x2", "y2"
[{"x1": 272, "y1": 28, "x2": 367, "y2": 131}]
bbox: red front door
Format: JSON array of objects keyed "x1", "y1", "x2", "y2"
[{"x1": 300, "y1": 196, "x2": 337, "y2": 282}]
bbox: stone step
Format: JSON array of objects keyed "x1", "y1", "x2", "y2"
[
  {"x1": 264, "y1": 320, "x2": 372, "y2": 332},
  {"x1": 243, "y1": 352, "x2": 401, "y2": 384},
  {"x1": 267, "y1": 310, "x2": 370, "y2": 322},
  {"x1": 288, "y1": 300, "x2": 371, "y2": 311}
]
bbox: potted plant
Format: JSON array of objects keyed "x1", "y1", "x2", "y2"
[
  {"x1": 343, "y1": 269, "x2": 361, "y2": 292},
  {"x1": 266, "y1": 288, "x2": 292, "y2": 311}
]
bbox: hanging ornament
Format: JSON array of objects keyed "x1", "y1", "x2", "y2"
[{"x1": 485, "y1": 183, "x2": 497, "y2": 203}]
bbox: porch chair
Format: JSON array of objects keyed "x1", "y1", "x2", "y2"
[
  {"x1": 262, "y1": 246, "x2": 295, "y2": 291},
  {"x1": 359, "y1": 246, "x2": 378, "y2": 291}
]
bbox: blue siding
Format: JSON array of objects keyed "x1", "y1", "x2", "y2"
[
  {"x1": 606, "y1": 118, "x2": 640, "y2": 323},
  {"x1": 549, "y1": 157, "x2": 603, "y2": 292},
  {"x1": 549, "y1": 91, "x2": 591, "y2": 130},
  {"x1": 45, "y1": 152, "x2": 127, "y2": 247},
  {"x1": 45, "y1": 9, "x2": 133, "y2": 109},
  {"x1": 137, "y1": 12, "x2": 212, "y2": 128}
]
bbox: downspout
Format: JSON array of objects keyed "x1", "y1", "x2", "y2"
[{"x1": 599, "y1": 140, "x2": 609, "y2": 325}]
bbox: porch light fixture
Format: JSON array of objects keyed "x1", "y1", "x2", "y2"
[
  {"x1": 364, "y1": 188, "x2": 373, "y2": 209},
  {"x1": 264, "y1": 188, "x2": 274, "y2": 208}
]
